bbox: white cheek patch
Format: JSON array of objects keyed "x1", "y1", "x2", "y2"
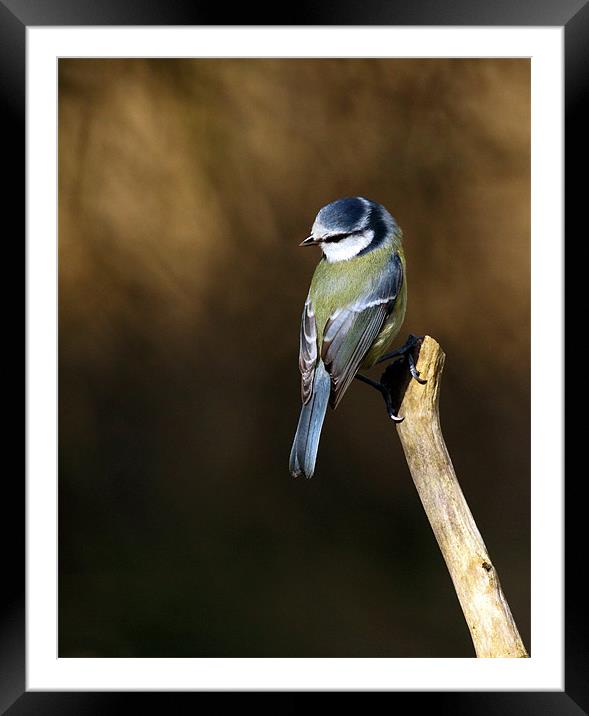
[{"x1": 321, "y1": 230, "x2": 374, "y2": 262}]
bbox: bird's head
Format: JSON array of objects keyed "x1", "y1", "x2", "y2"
[{"x1": 300, "y1": 196, "x2": 397, "y2": 262}]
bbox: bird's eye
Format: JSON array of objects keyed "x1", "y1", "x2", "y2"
[
  {"x1": 323, "y1": 232, "x2": 350, "y2": 243},
  {"x1": 323, "y1": 230, "x2": 365, "y2": 243}
]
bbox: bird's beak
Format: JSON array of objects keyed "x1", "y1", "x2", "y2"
[{"x1": 299, "y1": 235, "x2": 323, "y2": 247}]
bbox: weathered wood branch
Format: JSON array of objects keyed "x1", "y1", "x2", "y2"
[{"x1": 389, "y1": 335, "x2": 528, "y2": 658}]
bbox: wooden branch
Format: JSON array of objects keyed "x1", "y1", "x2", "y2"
[{"x1": 393, "y1": 336, "x2": 528, "y2": 658}]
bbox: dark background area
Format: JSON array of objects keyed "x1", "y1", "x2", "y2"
[{"x1": 58, "y1": 58, "x2": 530, "y2": 657}]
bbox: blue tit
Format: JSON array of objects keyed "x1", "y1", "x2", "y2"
[{"x1": 289, "y1": 196, "x2": 407, "y2": 479}]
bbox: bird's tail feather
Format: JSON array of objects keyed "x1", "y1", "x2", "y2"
[{"x1": 289, "y1": 361, "x2": 331, "y2": 479}]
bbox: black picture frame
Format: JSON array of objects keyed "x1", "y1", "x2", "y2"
[{"x1": 10, "y1": 1, "x2": 582, "y2": 712}]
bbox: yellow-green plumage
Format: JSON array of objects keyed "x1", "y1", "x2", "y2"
[{"x1": 309, "y1": 230, "x2": 406, "y2": 369}]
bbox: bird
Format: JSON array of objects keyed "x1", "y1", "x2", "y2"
[{"x1": 289, "y1": 196, "x2": 408, "y2": 479}]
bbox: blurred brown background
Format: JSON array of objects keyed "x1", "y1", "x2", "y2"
[{"x1": 58, "y1": 59, "x2": 530, "y2": 657}]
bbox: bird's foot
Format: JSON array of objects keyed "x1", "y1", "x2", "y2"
[
  {"x1": 356, "y1": 335, "x2": 427, "y2": 421},
  {"x1": 355, "y1": 373, "x2": 405, "y2": 422},
  {"x1": 376, "y1": 334, "x2": 427, "y2": 384}
]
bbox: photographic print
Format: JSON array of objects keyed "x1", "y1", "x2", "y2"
[{"x1": 58, "y1": 57, "x2": 531, "y2": 659}]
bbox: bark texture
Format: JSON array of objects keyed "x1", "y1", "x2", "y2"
[{"x1": 396, "y1": 336, "x2": 528, "y2": 658}]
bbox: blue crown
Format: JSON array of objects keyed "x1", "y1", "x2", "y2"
[{"x1": 315, "y1": 197, "x2": 370, "y2": 234}]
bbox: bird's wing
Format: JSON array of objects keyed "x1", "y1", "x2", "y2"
[
  {"x1": 321, "y1": 252, "x2": 403, "y2": 409},
  {"x1": 299, "y1": 296, "x2": 318, "y2": 405}
]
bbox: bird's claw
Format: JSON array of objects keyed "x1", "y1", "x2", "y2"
[
  {"x1": 378, "y1": 334, "x2": 428, "y2": 385},
  {"x1": 356, "y1": 333, "x2": 427, "y2": 421},
  {"x1": 410, "y1": 365, "x2": 428, "y2": 385},
  {"x1": 355, "y1": 373, "x2": 405, "y2": 423}
]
